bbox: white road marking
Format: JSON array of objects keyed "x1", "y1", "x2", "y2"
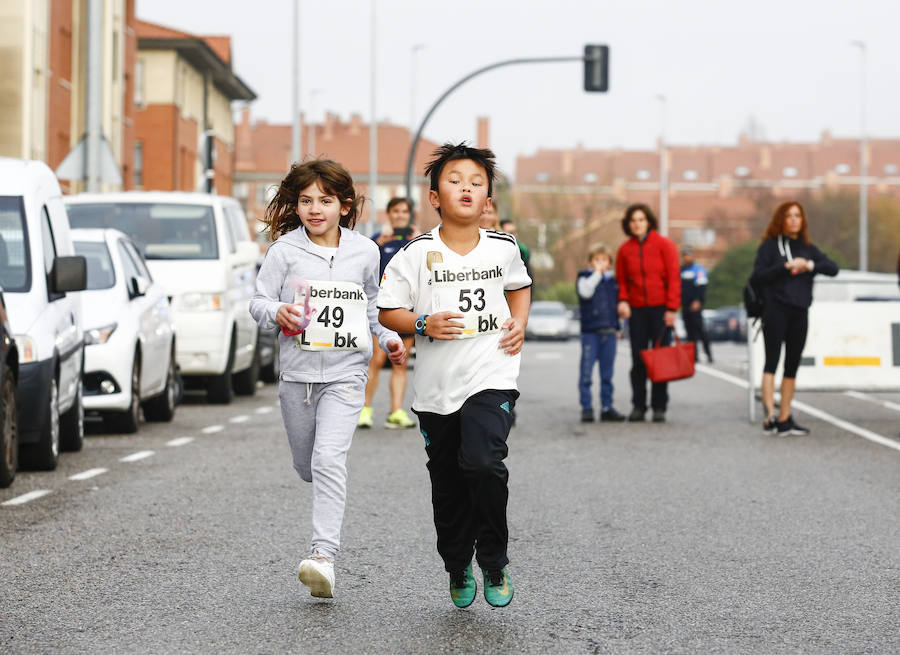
[
  {"x1": 2, "y1": 489, "x2": 52, "y2": 506},
  {"x1": 166, "y1": 437, "x2": 194, "y2": 447},
  {"x1": 844, "y1": 390, "x2": 900, "y2": 413},
  {"x1": 254, "y1": 406, "x2": 274, "y2": 414},
  {"x1": 696, "y1": 364, "x2": 900, "y2": 453},
  {"x1": 120, "y1": 450, "x2": 154, "y2": 463},
  {"x1": 69, "y1": 468, "x2": 108, "y2": 481},
  {"x1": 535, "y1": 352, "x2": 563, "y2": 360},
  {"x1": 201, "y1": 425, "x2": 224, "y2": 434},
  {"x1": 229, "y1": 415, "x2": 249, "y2": 424}
]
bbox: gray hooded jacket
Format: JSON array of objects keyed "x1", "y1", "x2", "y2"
[{"x1": 250, "y1": 226, "x2": 400, "y2": 383}]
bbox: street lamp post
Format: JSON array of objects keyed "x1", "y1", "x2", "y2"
[
  {"x1": 408, "y1": 43, "x2": 426, "y2": 208},
  {"x1": 308, "y1": 88, "x2": 323, "y2": 158},
  {"x1": 367, "y1": 0, "x2": 378, "y2": 234},
  {"x1": 657, "y1": 94, "x2": 669, "y2": 237},
  {"x1": 291, "y1": 0, "x2": 301, "y2": 164},
  {"x1": 851, "y1": 40, "x2": 868, "y2": 272}
]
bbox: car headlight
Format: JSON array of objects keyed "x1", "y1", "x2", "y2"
[
  {"x1": 14, "y1": 335, "x2": 37, "y2": 363},
  {"x1": 85, "y1": 323, "x2": 118, "y2": 345},
  {"x1": 175, "y1": 292, "x2": 223, "y2": 312}
]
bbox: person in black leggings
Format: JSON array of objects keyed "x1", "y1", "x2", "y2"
[{"x1": 751, "y1": 201, "x2": 838, "y2": 436}]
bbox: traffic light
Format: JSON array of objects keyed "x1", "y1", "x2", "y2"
[{"x1": 584, "y1": 45, "x2": 609, "y2": 92}]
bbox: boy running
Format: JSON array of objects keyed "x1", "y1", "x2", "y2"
[{"x1": 378, "y1": 143, "x2": 531, "y2": 609}]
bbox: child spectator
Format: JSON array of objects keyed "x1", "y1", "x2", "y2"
[{"x1": 577, "y1": 244, "x2": 625, "y2": 423}]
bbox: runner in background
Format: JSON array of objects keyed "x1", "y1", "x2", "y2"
[{"x1": 359, "y1": 198, "x2": 420, "y2": 430}]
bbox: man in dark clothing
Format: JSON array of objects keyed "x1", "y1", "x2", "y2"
[{"x1": 680, "y1": 247, "x2": 712, "y2": 363}]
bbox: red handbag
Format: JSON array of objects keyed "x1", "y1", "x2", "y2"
[{"x1": 640, "y1": 329, "x2": 696, "y2": 383}]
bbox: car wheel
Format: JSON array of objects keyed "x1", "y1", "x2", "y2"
[
  {"x1": 26, "y1": 376, "x2": 60, "y2": 471},
  {"x1": 105, "y1": 353, "x2": 140, "y2": 434},
  {"x1": 233, "y1": 341, "x2": 260, "y2": 396},
  {"x1": 59, "y1": 380, "x2": 84, "y2": 452},
  {"x1": 0, "y1": 370, "x2": 18, "y2": 488},
  {"x1": 259, "y1": 331, "x2": 280, "y2": 383},
  {"x1": 207, "y1": 334, "x2": 235, "y2": 404},
  {"x1": 142, "y1": 349, "x2": 177, "y2": 422}
]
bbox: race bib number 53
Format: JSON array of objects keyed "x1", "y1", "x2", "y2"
[
  {"x1": 295, "y1": 280, "x2": 368, "y2": 351},
  {"x1": 431, "y1": 262, "x2": 510, "y2": 339}
]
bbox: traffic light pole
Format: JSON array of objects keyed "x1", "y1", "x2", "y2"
[{"x1": 404, "y1": 55, "x2": 590, "y2": 219}]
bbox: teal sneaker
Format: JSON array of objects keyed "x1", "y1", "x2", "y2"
[
  {"x1": 449, "y1": 563, "x2": 477, "y2": 608},
  {"x1": 482, "y1": 567, "x2": 514, "y2": 607}
]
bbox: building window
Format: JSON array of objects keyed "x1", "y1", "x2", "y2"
[
  {"x1": 134, "y1": 141, "x2": 143, "y2": 188},
  {"x1": 734, "y1": 166, "x2": 750, "y2": 177},
  {"x1": 583, "y1": 173, "x2": 598, "y2": 183},
  {"x1": 782, "y1": 166, "x2": 798, "y2": 178},
  {"x1": 884, "y1": 163, "x2": 898, "y2": 175},
  {"x1": 835, "y1": 163, "x2": 850, "y2": 174},
  {"x1": 135, "y1": 60, "x2": 144, "y2": 106},
  {"x1": 683, "y1": 228, "x2": 716, "y2": 247},
  {"x1": 635, "y1": 169, "x2": 651, "y2": 180},
  {"x1": 682, "y1": 169, "x2": 699, "y2": 181},
  {"x1": 233, "y1": 182, "x2": 249, "y2": 199},
  {"x1": 535, "y1": 172, "x2": 549, "y2": 183}
]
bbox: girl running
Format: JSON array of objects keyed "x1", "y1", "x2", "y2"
[{"x1": 250, "y1": 159, "x2": 407, "y2": 599}]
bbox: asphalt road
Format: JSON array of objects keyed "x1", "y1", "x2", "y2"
[{"x1": 1, "y1": 341, "x2": 898, "y2": 654}]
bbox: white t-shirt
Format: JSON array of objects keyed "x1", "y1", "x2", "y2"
[{"x1": 377, "y1": 227, "x2": 532, "y2": 415}]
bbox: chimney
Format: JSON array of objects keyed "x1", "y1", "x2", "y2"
[
  {"x1": 324, "y1": 112, "x2": 336, "y2": 140},
  {"x1": 349, "y1": 113, "x2": 362, "y2": 136},
  {"x1": 476, "y1": 116, "x2": 489, "y2": 149}
]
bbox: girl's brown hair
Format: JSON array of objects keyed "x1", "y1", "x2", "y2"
[
  {"x1": 763, "y1": 201, "x2": 809, "y2": 244},
  {"x1": 262, "y1": 159, "x2": 364, "y2": 241}
]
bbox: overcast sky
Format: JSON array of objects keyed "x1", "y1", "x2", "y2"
[{"x1": 138, "y1": 0, "x2": 899, "y2": 179}]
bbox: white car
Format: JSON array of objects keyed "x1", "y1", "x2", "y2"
[
  {"x1": 72, "y1": 228, "x2": 177, "y2": 433},
  {"x1": 525, "y1": 301, "x2": 573, "y2": 340},
  {"x1": 0, "y1": 158, "x2": 87, "y2": 471},
  {"x1": 65, "y1": 193, "x2": 260, "y2": 404}
]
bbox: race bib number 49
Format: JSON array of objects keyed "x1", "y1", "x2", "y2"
[
  {"x1": 430, "y1": 262, "x2": 510, "y2": 339},
  {"x1": 295, "y1": 280, "x2": 368, "y2": 351}
]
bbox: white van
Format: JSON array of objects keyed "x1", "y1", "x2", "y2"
[
  {"x1": 0, "y1": 158, "x2": 87, "y2": 469},
  {"x1": 65, "y1": 193, "x2": 259, "y2": 403}
]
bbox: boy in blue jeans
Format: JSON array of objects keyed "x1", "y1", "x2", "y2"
[{"x1": 577, "y1": 244, "x2": 625, "y2": 423}]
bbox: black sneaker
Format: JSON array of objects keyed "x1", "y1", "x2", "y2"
[
  {"x1": 762, "y1": 416, "x2": 778, "y2": 434},
  {"x1": 777, "y1": 416, "x2": 810, "y2": 436},
  {"x1": 652, "y1": 409, "x2": 666, "y2": 423},
  {"x1": 627, "y1": 408, "x2": 646, "y2": 422},
  {"x1": 580, "y1": 409, "x2": 594, "y2": 423},
  {"x1": 600, "y1": 408, "x2": 626, "y2": 422}
]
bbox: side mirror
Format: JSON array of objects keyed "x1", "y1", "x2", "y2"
[
  {"x1": 235, "y1": 240, "x2": 259, "y2": 264},
  {"x1": 50, "y1": 256, "x2": 87, "y2": 294},
  {"x1": 129, "y1": 276, "x2": 149, "y2": 299}
]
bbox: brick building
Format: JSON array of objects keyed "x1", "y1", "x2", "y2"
[
  {"x1": 514, "y1": 132, "x2": 900, "y2": 280},
  {"x1": 0, "y1": 0, "x2": 136, "y2": 192},
  {"x1": 235, "y1": 111, "x2": 490, "y2": 242},
  {"x1": 134, "y1": 20, "x2": 255, "y2": 196}
]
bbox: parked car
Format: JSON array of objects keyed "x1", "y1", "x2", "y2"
[
  {"x1": 705, "y1": 305, "x2": 747, "y2": 342},
  {"x1": 1, "y1": 287, "x2": 18, "y2": 487},
  {"x1": 525, "y1": 301, "x2": 573, "y2": 340},
  {"x1": 0, "y1": 158, "x2": 87, "y2": 470},
  {"x1": 72, "y1": 228, "x2": 178, "y2": 432},
  {"x1": 65, "y1": 193, "x2": 259, "y2": 404}
]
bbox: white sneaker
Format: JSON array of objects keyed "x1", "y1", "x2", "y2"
[{"x1": 298, "y1": 551, "x2": 335, "y2": 598}]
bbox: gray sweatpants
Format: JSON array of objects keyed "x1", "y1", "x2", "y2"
[{"x1": 278, "y1": 375, "x2": 366, "y2": 559}]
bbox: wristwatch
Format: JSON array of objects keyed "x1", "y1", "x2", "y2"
[{"x1": 415, "y1": 314, "x2": 429, "y2": 336}]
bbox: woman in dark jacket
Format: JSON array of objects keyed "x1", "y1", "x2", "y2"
[
  {"x1": 751, "y1": 201, "x2": 838, "y2": 436},
  {"x1": 615, "y1": 203, "x2": 681, "y2": 423}
]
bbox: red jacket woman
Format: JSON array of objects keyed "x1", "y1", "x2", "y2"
[{"x1": 615, "y1": 204, "x2": 681, "y2": 423}]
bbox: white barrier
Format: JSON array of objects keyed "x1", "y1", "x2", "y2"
[{"x1": 746, "y1": 271, "x2": 900, "y2": 421}]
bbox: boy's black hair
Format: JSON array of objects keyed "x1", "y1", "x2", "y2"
[{"x1": 424, "y1": 142, "x2": 496, "y2": 198}]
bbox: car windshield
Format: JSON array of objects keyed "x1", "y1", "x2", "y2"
[
  {"x1": 0, "y1": 196, "x2": 31, "y2": 292},
  {"x1": 65, "y1": 202, "x2": 218, "y2": 260},
  {"x1": 73, "y1": 241, "x2": 116, "y2": 290},
  {"x1": 530, "y1": 303, "x2": 566, "y2": 316}
]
